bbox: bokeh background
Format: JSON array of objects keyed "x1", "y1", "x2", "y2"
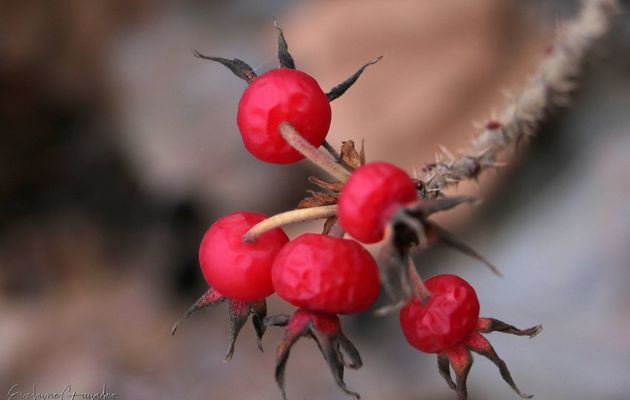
[{"x1": 1, "y1": 1, "x2": 629, "y2": 399}]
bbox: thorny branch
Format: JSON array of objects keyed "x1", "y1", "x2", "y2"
[{"x1": 420, "y1": 0, "x2": 620, "y2": 197}]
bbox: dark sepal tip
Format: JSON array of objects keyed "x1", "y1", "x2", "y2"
[
  {"x1": 465, "y1": 330, "x2": 535, "y2": 399},
  {"x1": 273, "y1": 20, "x2": 296, "y2": 70},
  {"x1": 224, "y1": 298, "x2": 269, "y2": 362},
  {"x1": 373, "y1": 239, "x2": 417, "y2": 313},
  {"x1": 427, "y1": 222, "x2": 503, "y2": 277},
  {"x1": 171, "y1": 288, "x2": 226, "y2": 336},
  {"x1": 192, "y1": 48, "x2": 257, "y2": 83},
  {"x1": 437, "y1": 353, "x2": 457, "y2": 390},
  {"x1": 446, "y1": 345, "x2": 473, "y2": 400},
  {"x1": 251, "y1": 299, "x2": 268, "y2": 351},
  {"x1": 326, "y1": 56, "x2": 383, "y2": 102},
  {"x1": 272, "y1": 309, "x2": 362, "y2": 399},
  {"x1": 478, "y1": 318, "x2": 543, "y2": 338}
]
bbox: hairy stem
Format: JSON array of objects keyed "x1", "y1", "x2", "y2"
[
  {"x1": 279, "y1": 122, "x2": 351, "y2": 182},
  {"x1": 408, "y1": 257, "x2": 432, "y2": 302},
  {"x1": 421, "y1": 0, "x2": 619, "y2": 197},
  {"x1": 243, "y1": 205, "x2": 338, "y2": 242}
]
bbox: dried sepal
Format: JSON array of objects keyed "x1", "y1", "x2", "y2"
[
  {"x1": 251, "y1": 299, "x2": 268, "y2": 350},
  {"x1": 171, "y1": 287, "x2": 268, "y2": 362},
  {"x1": 310, "y1": 329, "x2": 361, "y2": 399},
  {"x1": 225, "y1": 300, "x2": 251, "y2": 361},
  {"x1": 446, "y1": 345, "x2": 473, "y2": 400},
  {"x1": 464, "y1": 331, "x2": 533, "y2": 399},
  {"x1": 377, "y1": 196, "x2": 497, "y2": 307},
  {"x1": 171, "y1": 287, "x2": 226, "y2": 335},
  {"x1": 340, "y1": 140, "x2": 364, "y2": 169},
  {"x1": 432, "y1": 319, "x2": 541, "y2": 400},
  {"x1": 425, "y1": 222, "x2": 502, "y2": 277},
  {"x1": 373, "y1": 241, "x2": 411, "y2": 315},
  {"x1": 270, "y1": 308, "x2": 363, "y2": 400},
  {"x1": 336, "y1": 332, "x2": 363, "y2": 369},
  {"x1": 477, "y1": 318, "x2": 543, "y2": 338},
  {"x1": 192, "y1": 50, "x2": 257, "y2": 83},
  {"x1": 377, "y1": 196, "x2": 502, "y2": 306},
  {"x1": 226, "y1": 298, "x2": 269, "y2": 361},
  {"x1": 373, "y1": 255, "x2": 423, "y2": 317},
  {"x1": 358, "y1": 139, "x2": 366, "y2": 165},
  {"x1": 297, "y1": 190, "x2": 338, "y2": 209},
  {"x1": 437, "y1": 353, "x2": 457, "y2": 390},
  {"x1": 274, "y1": 20, "x2": 295, "y2": 69},
  {"x1": 308, "y1": 176, "x2": 345, "y2": 193},
  {"x1": 275, "y1": 327, "x2": 304, "y2": 400},
  {"x1": 327, "y1": 56, "x2": 383, "y2": 102},
  {"x1": 265, "y1": 314, "x2": 291, "y2": 327},
  {"x1": 322, "y1": 216, "x2": 338, "y2": 236}
]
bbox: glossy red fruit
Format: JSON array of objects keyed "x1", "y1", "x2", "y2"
[
  {"x1": 399, "y1": 274, "x2": 480, "y2": 353},
  {"x1": 271, "y1": 233, "x2": 380, "y2": 314},
  {"x1": 199, "y1": 212, "x2": 289, "y2": 301},
  {"x1": 237, "y1": 68, "x2": 332, "y2": 164},
  {"x1": 338, "y1": 161, "x2": 418, "y2": 243}
]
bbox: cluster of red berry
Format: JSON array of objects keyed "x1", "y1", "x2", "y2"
[{"x1": 172, "y1": 23, "x2": 541, "y2": 400}]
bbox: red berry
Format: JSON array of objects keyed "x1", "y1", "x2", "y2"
[
  {"x1": 271, "y1": 233, "x2": 380, "y2": 314},
  {"x1": 399, "y1": 274, "x2": 480, "y2": 353},
  {"x1": 237, "y1": 68, "x2": 332, "y2": 164},
  {"x1": 199, "y1": 212, "x2": 289, "y2": 301},
  {"x1": 338, "y1": 161, "x2": 418, "y2": 243}
]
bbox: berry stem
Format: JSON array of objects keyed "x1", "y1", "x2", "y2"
[
  {"x1": 321, "y1": 140, "x2": 342, "y2": 162},
  {"x1": 327, "y1": 219, "x2": 346, "y2": 238},
  {"x1": 279, "y1": 122, "x2": 351, "y2": 182},
  {"x1": 242, "y1": 205, "x2": 338, "y2": 243},
  {"x1": 408, "y1": 258, "x2": 431, "y2": 303}
]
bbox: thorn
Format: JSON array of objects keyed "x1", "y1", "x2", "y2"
[{"x1": 438, "y1": 145, "x2": 456, "y2": 162}]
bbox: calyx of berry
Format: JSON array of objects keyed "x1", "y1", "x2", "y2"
[
  {"x1": 266, "y1": 308, "x2": 363, "y2": 400},
  {"x1": 399, "y1": 275, "x2": 542, "y2": 400},
  {"x1": 436, "y1": 318, "x2": 542, "y2": 400},
  {"x1": 379, "y1": 195, "x2": 501, "y2": 308},
  {"x1": 193, "y1": 22, "x2": 381, "y2": 165},
  {"x1": 171, "y1": 286, "x2": 267, "y2": 362}
]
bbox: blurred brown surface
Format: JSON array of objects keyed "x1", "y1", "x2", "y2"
[{"x1": 1, "y1": 1, "x2": 629, "y2": 399}]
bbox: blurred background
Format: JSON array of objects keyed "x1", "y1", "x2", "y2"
[{"x1": 1, "y1": 1, "x2": 629, "y2": 399}]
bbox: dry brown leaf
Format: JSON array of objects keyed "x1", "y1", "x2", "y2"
[
  {"x1": 308, "y1": 176, "x2": 344, "y2": 193},
  {"x1": 296, "y1": 191, "x2": 338, "y2": 209},
  {"x1": 322, "y1": 216, "x2": 338, "y2": 235},
  {"x1": 341, "y1": 140, "x2": 362, "y2": 169}
]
